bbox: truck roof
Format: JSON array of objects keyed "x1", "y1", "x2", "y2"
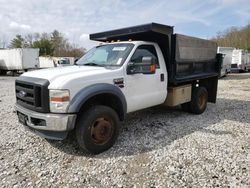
[{"x1": 90, "y1": 23, "x2": 174, "y2": 42}]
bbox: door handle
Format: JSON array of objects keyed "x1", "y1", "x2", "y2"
[{"x1": 160, "y1": 74, "x2": 164, "y2": 81}]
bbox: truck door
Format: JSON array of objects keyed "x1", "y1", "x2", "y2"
[{"x1": 125, "y1": 44, "x2": 167, "y2": 112}]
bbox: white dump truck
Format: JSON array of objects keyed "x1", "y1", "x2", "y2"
[
  {"x1": 231, "y1": 49, "x2": 250, "y2": 72},
  {"x1": 0, "y1": 48, "x2": 39, "y2": 75},
  {"x1": 15, "y1": 23, "x2": 221, "y2": 154},
  {"x1": 217, "y1": 47, "x2": 234, "y2": 77}
]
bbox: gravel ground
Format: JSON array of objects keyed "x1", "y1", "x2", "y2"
[{"x1": 0, "y1": 73, "x2": 249, "y2": 187}]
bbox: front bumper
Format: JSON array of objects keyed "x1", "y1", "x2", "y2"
[{"x1": 15, "y1": 104, "x2": 76, "y2": 140}]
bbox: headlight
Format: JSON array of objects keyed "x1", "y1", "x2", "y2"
[{"x1": 49, "y1": 90, "x2": 70, "y2": 113}]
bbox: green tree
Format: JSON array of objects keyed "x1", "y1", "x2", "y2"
[
  {"x1": 68, "y1": 48, "x2": 85, "y2": 57},
  {"x1": 9, "y1": 35, "x2": 25, "y2": 48},
  {"x1": 24, "y1": 34, "x2": 34, "y2": 47},
  {"x1": 51, "y1": 30, "x2": 67, "y2": 56},
  {"x1": 32, "y1": 38, "x2": 54, "y2": 56},
  {"x1": 8, "y1": 30, "x2": 86, "y2": 57},
  {"x1": 212, "y1": 24, "x2": 250, "y2": 51}
]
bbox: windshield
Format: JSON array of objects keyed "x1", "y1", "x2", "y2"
[{"x1": 76, "y1": 43, "x2": 134, "y2": 67}]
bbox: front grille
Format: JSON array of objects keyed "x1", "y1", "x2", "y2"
[
  {"x1": 15, "y1": 76, "x2": 49, "y2": 113},
  {"x1": 231, "y1": 64, "x2": 238, "y2": 68}
]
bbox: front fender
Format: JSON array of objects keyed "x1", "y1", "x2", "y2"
[{"x1": 67, "y1": 83, "x2": 127, "y2": 116}]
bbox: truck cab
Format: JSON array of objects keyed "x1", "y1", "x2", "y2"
[{"x1": 15, "y1": 23, "x2": 221, "y2": 154}]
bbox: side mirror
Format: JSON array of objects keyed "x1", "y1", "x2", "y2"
[{"x1": 127, "y1": 57, "x2": 156, "y2": 75}]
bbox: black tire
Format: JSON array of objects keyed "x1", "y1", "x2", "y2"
[
  {"x1": 189, "y1": 87, "x2": 208, "y2": 114},
  {"x1": 75, "y1": 105, "x2": 120, "y2": 154},
  {"x1": 0, "y1": 70, "x2": 7, "y2": 75}
]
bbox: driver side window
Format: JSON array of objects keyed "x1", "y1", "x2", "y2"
[{"x1": 130, "y1": 45, "x2": 159, "y2": 68}]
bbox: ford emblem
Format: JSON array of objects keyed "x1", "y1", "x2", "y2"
[{"x1": 18, "y1": 90, "x2": 27, "y2": 98}]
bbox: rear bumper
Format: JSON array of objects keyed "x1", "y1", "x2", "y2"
[{"x1": 15, "y1": 104, "x2": 76, "y2": 140}]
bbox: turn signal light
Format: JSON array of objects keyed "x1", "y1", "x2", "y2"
[
  {"x1": 50, "y1": 96, "x2": 69, "y2": 102},
  {"x1": 150, "y1": 64, "x2": 156, "y2": 72}
]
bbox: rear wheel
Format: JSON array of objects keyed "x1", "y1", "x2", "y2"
[
  {"x1": 182, "y1": 87, "x2": 208, "y2": 114},
  {"x1": 75, "y1": 105, "x2": 120, "y2": 154},
  {"x1": 190, "y1": 87, "x2": 208, "y2": 114}
]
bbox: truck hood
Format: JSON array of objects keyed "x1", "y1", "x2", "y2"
[{"x1": 21, "y1": 65, "x2": 113, "y2": 82}]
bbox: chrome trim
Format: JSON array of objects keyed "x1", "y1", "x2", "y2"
[{"x1": 15, "y1": 104, "x2": 76, "y2": 131}]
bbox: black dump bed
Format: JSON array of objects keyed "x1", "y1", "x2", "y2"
[{"x1": 90, "y1": 23, "x2": 220, "y2": 85}]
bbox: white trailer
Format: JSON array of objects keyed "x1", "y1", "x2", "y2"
[
  {"x1": 39, "y1": 57, "x2": 74, "y2": 68},
  {"x1": 38, "y1": 56, "x2": 56, "y2": 68},
  {"x1": 0, "y1": 48, "x2": 39, "y2": 75},
  {"x1": 231, "y1": 49, "x2": 250, "y2": 72},
  {"x1": 217, "y1": 47, "x2": 234, "y2": 77},
  {"x1": 248, "y1": 53, "x2": 250, "y2": 71}
]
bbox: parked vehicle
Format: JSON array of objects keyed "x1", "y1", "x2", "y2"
[
  {"x1": 57, "y1": 58, "x2": 71, "y2": 67},
  {"x1": 0, "y1": 48, "x2": 39, "y2": 75},
  {"x1": 231, "y1": 49, "x2": 250, "y2": 72},
  {"x1": 217, "y1": 47, "x2": 234, "y2": 77},
  {"x1": 15, "y1": 23, "x2": 221, "y2": 154}
]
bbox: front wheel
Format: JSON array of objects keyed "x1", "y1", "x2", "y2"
[{"x1": 75, "y1": 105, "x2": 120, "y2": 154}]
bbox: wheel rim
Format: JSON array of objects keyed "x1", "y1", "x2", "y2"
[
  {"x1": 198, "y1": 92, "x2": 207, "y2": 110},
  {"x1": 90, "y1": 117, "x2": 114, "y2": 145}
]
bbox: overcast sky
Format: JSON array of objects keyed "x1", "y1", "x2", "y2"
[{"x1": 0, "y1": 0, "x2": 249, "y2": 49}]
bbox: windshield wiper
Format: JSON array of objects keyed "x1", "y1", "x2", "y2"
[{"x1": 82, "y1": 62, "x2": 103, "y2": 66}]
